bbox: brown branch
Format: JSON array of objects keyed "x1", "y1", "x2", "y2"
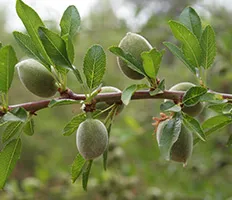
[{"x1": 1, "y1": 88, "x2": 232, "y2": 116}]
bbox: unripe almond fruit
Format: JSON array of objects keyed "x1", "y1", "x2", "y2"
[
  {"x1": 156, "y1": 119, "x2": 193, "y2": 165},
  {"x1": 76, "y1": 118, "x2": 108, "y2": 160},
  {"x1": 96, "y1": 86, "x2": 124, "y2": 117},
  {"x1": 16, "y1": 59, "x2": 58, "y2": 98},
  {"x1": 168, "y1": 82, "x2": 204, "y2": 117},
  {"x1": 117, "y1": 32, "x2": 152, "y2": 80}
]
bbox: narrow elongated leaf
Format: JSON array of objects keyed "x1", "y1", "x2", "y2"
[
  {"x1": 200, "y1": 25, "x2": 216, "y2": 69},
  {"x1": 200, "y1": 93, "x2": 226, "y2": 104},
  {"x1": 62, "y1": 34, "x2": 75, "y2": 64},
  {"x1": 16, "y1": 0, "x2": 51, "y2": 65},
  {"x1": 141, "y1": 48, "x2": 163, "y2": 79},
  {"x1": 202, "y1": 115, "x2": 232, "y2": 136},
  {"x1": 1, "y1": 113, "x2": 24, "y2": 123},
  {"x1": 60, "y1": 5, "x2": 81, "y2": 38},
  {"x1": 179, "y1": 7, "x2": 202, "y2": 39},
  {"x1": 2, "y1": 122, "x2": 22, "y2": 143},
  {"x1": 1, "y1": 108, "x2": 28, "y2": 123},
  {"x1": 71, "y1": 153, "x2": 86, "y2": 183},
  {"x1": 63, "y1": 113, "x2": 86, "y2": 136},
  {"x1": 195, "y1": 115, "x2": 232, "y2": 144},
  {"x1": 163, "y1": 42, "x2": 196, "y2": 74},
  {"x1": 38, "y1": 27, "x2": 72, "y2": 69},
  {"x1": 160, "y1": 101, "x2": 181, "y2": 113},
  {"x1": 109, "y1": 46, "x2": 146, "y2": 76},
  {"x1": 168, "y1": 20, "x2": 202, "y2": 68},
  {"x1": 207, "y1": 103, "x2": 232, "y2": 115},
  {"x1": 10, "y1": 108, "x2": 28, "y2": 121},
  {"x1": 72, "y1": 67, "x2": 83, "y2": 84},
  {"x1": 48, "y1": 99, "x2": 80, "y2": 108},
  {"x1": 0, "y1": 138, "x2": 22, "y2": 189},
  {"x1": 0, "y1": 46, "x2": 18, "y2": 93},
  {"x1": 83, "y1": 45, "x2": 106, "y2": 90},
  {"x1": 23, "y1": 119, "x2": 34, "y2": 136},
  {"x1": 182, "y1": 113, "x2": 205, "y2": 141},
  {"x1": 158, "y1": 114, "x2": 182, "y2": 160},
  {"x1": 13, "y1": 31, "x2": 48, "y2": 67},
  {"x1": 82, "y1": 160, "x2": 93, "y2": 191},
  {"x1": 222, "y1": 104, "x2": 232, "y2": 114},
  {"x1": 208, "y1": 103, "x2": 227, "y2": 113},
  {"x1": 121, "y1": 84, "x2": 148, "y2": 105},
  {"x1": 183, "y1": 86, "x2": 207, "y2": 106}
]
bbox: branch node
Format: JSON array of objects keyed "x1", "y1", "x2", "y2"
[{"x1": 83, "y1": 100, "x2": 97, "y2": 113}]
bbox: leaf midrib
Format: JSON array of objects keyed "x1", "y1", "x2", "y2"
[
  {"x1": 18, "y1": 2, "x2": 49, "y2": 63},
  {"x1": 175, "y1": 24, "x2": 200, "y2": 67},
  {"x1": 3, "y1": 139, "x2": 20, "y2": 183},
  {"x1": 40, "y1": 28, "x2": 71, "y2": 68},
  {"x1": 4, "y1": 122, "x2": 21, "y2": 142}
]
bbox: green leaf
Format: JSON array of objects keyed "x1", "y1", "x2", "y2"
[
  {"x1": 48, "y1": 99, "x2": 80, "y2": 108},
  {"x1": 0, "y1": 46, "x2": 18, "y2": 93},
  {"x1": 141, "y1": 48, "x2": 163, "y2": 79},
  {"x1": 160, "y1": 101, "x2": 181, "y2": 113},
  {"x1": 163, "y1": 42, "x2": 196, "y2": 74},
  {"x1": 38, "y1": 27, "x2": 72, "y2": 69},
  {"x1": 0, "y1": 138, "x2": 22, "y2": 189},
  {"x1": 16, "y1": 0, "x2": 52, "y2": 65},
  {"x1": 158, "y1": 114, "x2": 182, "y2": 160},
  {"x1": 168, "y1": 20, "x2": 202, "y2": 68},
  {"x1": 87, "y1": 84, "x2": 103, "y2": 102},
  {"x1": 226, "y1": 134, "x2": 232, "y2": 147},
  {"x1": 82, "y1": 160, "x2": 93, "y2": 191},
  {"x1": 122, "y1": 85, "x2": 136, "y2": 106},
  {"x1": 71, "y1": 153, "x2": 86, "y2": 183},
  {"x1": 200, "y1": 25, "x2": 216, "y2": 69},
  {"x1": 208, "y1": 103, "x2": 227, "y2": 113},
  {"x1": 179, "y1": 7, "x2": 202, "y2": 39},
  {"x1": 62, "y1": 34, "x2": 75, "y2": 64},
  {"x1": 63, "y1": 113, "x2": 86, "y2": 136},
  {"x1": 60, "y1": 5, "x2": 81, "y2": 38},
  {"x1": 0, "y1": 121, "x2": 8, "y2": 128},
  {"x1": 13, "y1": 31, "x2": 48, "y2": 68},
  {"x1": 200, "y1": 93, "x2": 226, "y2": 104},
  {"x1": 72, "y1": 67, "x2": 83, "y2": 84},
  {"x1": 109, "y1": 46, "x2": 146, "y2": 76},
  {"x1": 183, "y1": 86, "x2": 207, "y2": 106},
  {"x1": 222, "y1": 104, "x2": 232, "y2": 114},
  {"x1": 2, "y1": 122, "x2": 22, "y2": 143},
  {"x1": 182, "y1": 113, "x2": 205, "y2": 141},
  {"x1": 1, "y1": 108, "x2": 28, "y2": 123},
  {"x1": 149, "y1": 79, "x2": 165, "y2": 96},
  {"x1": 121, "y1": 84, "x2": 148, "y2": 105},
  {"x1": 23, "y1": 118, "x2": 34, "y2": 136},
  {"x1": 202, "y1": 115, "x2": 232, "y2": 136},
  {"x1": 83, "y1": 45, "x2": 106, "y2": 90}
]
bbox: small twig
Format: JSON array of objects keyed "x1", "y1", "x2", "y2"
[{"x1": 0, "y1": 88, "x2": 231, "y2": 116}]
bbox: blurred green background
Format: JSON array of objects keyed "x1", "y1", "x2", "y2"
[{"x1": 1, "y1": 0, "x2": 232, "y2": 199}]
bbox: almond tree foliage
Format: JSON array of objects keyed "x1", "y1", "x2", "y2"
[{"x1": 0, "y1": 0, "x2": 231, "y2": 192}]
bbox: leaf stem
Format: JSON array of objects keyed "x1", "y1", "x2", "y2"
[
  {"x1": 203, "y1": 68, "x2": 208, "y2": 87},
  {"x1": 1, "y1": 93, "x2": 8, "y2": 110}
]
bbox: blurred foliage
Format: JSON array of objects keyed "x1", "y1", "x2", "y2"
[{"x1": 1, "y1": 0, "x2": 232, "y2": 199}]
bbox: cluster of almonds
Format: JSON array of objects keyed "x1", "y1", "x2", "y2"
[{"x1": 15, "y1": 32, "x2": 204, "y2": 163}]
